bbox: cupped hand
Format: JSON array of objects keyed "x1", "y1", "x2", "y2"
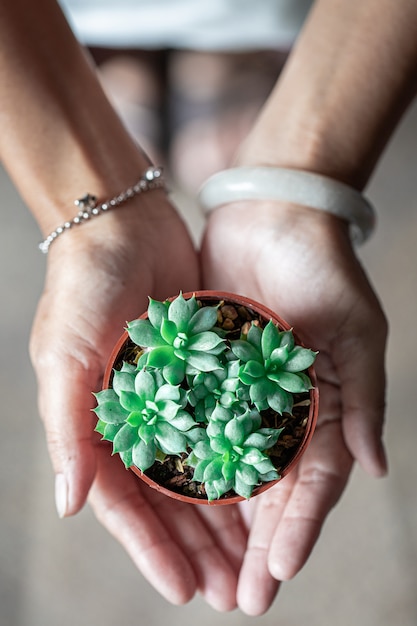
[
  {"x1": 201, "y1": 200, "x2": 388, "y2": 615},
  {"x1": 30, "y1": 190, "x2": 248, "y2": 610}
]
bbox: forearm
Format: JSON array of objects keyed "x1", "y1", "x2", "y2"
[
  {"x1": 0, "y1": 0, "x2": 150, "y2": 234},
  {"x1": 237, "y1": 0, "x2": 417, "y2": 188}
]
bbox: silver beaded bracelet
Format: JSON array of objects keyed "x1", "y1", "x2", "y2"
[
  {"x1": 198, "y1": 166, "x2": 375, "y2": 245},
  {"x1": 39, "y1": 165, "x2": 164, "y2": 254}
]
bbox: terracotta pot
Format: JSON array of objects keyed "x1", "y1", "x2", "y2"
[{"x1": 102, "y1": 290, "x2": 319, "y2": 505}]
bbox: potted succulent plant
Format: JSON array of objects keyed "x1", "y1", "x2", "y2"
[{"x1": 93, "y1": 291, "x2": 318, "y2": 505}]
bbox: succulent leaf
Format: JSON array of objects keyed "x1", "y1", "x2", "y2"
[
  {"x1": 139, "y1": 422, "x2": 156, "y2": 444},
  {"x1": 93, "y1": 388, "x2": 119, "y2": 404},
  {"x1": 283, "y1": 346, "x2": 318, "y2": 372},
  {"x1": 206, "y1": 420, "x2": 225, "y2": 439},
  {"x1": 126, "y1": 411, "x2": 143, "y2": 428},
  {"x1": 120, "y1": 362, "x2": 137, "y2": 374},
  {"x1": 255, "y1": 458, "x2": 279, "y2": 475},
  {"x1": 219, "y1": 391, "x2": 235, "y2": 408},
  {"x1": 132, "y1": 439, "x2": 156, "y2": 471},
  {"x1": 249, "y1": 379, "x2": 272, "y2": 404},
  {"x1": 279, "y1": 330, "x2": 295, "y2": 352},
  {"x1": 154, "y1": 383, "x2": 181, "y2": 403},
  {"x1": 247, "y1": 323, "x2": 262, "y2": 349},
  {"x1": 160, "y1": 318, "x2": 179, "y2": 344},
  {"x1": 120, "y1": 448, "x2": 133, "y2": 468},
  {"x1": 188, "y1": 305, "x2": 219, "y2": 334},
  {"x1": 170, "y1": 411, "x2": 197, "y2": 431},
  {"x1": 156, "y1": 422, "x2": 187, "y2": 454},
  {"x1": 104, "y1": 422, "x2": 124, "y2": 440},
  {"x1": 267, "y1": 388, "x2": 293, "y2": 414},
  {"x1": 119, "y1": 390, "x2": 146, "y2": 412},
  {"x1": 167, "y1": 292, "x2": 192, "y2": 331},
  {"x1": 186, "y1": 294, "x2": 200, "y2": 316},
  {"x1": 156, "y1": 399, "x2": 181, "y2": 420},
  {"x1": 241, "y1": 447, "x2": 266, "y2": 465},
  {"x1": 146, "y1": 345, "x2": 175, "y2": 369},
  {"x1": 134, "y1": 369, "x2": 156, "y2": 399},
  {"x1": 210, "y1": 436, "x2": 231, "y2": 454},
  {"x1": 242, "y1": 360, "x2": 265, "y2": 379},
  {"x1": 94, "y1": 401, "x2": 129, "y2": 424},
  {"x1": 204, "y1": 458, "x2": 224, "y2": 482},
  {"x1": 162, "y1": 360, "x2": 186, "y2": 385},
  {"x1": 127, "y1": 319, "x2": 167, "y2": 347},
  {"x1": 112, "y1": 370, "x2": 135, "y2": 395},
  {"x1": 234, "y1": 475, "x2": 254, "y2": 500},
  {"x1": 95, "y1": 419, "x2": 107, "y2": 436},
  {"x1": 205, "y1": 481, "x2": 221, "y2": 501},
  {"x1": 267, "y1": 371, "x2": 310, "y2": 393},
  {"x1": 113, "y1": 423, "x2": 138, "y2": 453},
  {"x1": 193, "y1": 439, "x2": 214, "y2": 460},
  {"x1": 211, "y1": 405, "x2": 233, "y2": 422},
  {"x1": 244, "y1": 432, "x2": 274, "y2": 449},
  {"x1": 236, "y1": 464, "x2": 258, "y2": 486},
  {"x1": 185, "y1": 426, "x2": 207, "y2": 445},
  {"x1": 192, "y1": 459, "x2": 210, "y2": 483},
  {"x1": 269, "y1": 346, "x2": 290, "y2": 367},
  {"x1": 186, "y1": 331, "x2": 225, "y2": 352},
  {"x1": 186, "y1": 352, "x2": 222, "y2": 372},
  {"x1": 231, "y1": 339, "x2": 262, "y2": 363},
  {"x1": 147, "y1": 297, "x2": 169, "y2": 329},
  {"x1": 224, "y1": 418, "x2": 245, "y2": 446},
  {"x1": 222, "y1": 460, "x2": 237, "y2": 482},
  {"x1": 261, "y1": 320, "x2": 281, "y2": 359}
]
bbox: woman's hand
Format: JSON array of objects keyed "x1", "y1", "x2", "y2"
[
  {"x1": 29, "y1": 192, "x2": 248, "y2": 610},
  {"x1": 202, "y1": 200, "x2": 388, "y2": 614}
]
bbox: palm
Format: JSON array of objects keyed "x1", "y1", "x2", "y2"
[{"x1": 201, "y1": 200, "x2": 387, "y2": 614}]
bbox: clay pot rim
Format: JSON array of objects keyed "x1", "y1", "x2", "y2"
[{"x1": 102, "y1": 290, "x2": 319, "y2": 506}]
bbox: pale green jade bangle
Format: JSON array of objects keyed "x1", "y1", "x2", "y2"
[{"x1": 198, "y1": 166, "x2": 376, "y2": 245}]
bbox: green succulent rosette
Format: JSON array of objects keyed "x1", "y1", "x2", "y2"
[
  {"x1": 127, "y1": 293, "x2": 226, "y2": 385},
  {"x1": 187, "y1": 359, "x2": 250, "y2": 422},
  {"x1": 231, "y1": 320, "x2": 317, "y2": 414},
  {"x1": 187, "y1": 406, "x2": 282, "y2": 500},
  {"x1": 94, "y1": 367, "x2": 202, "y2": 471}
]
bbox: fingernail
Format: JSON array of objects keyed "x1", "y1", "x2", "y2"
[{"x1": 55, "y1": 473, "x2": 68, "y2": 518}]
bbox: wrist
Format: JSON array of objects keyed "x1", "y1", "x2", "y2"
[
  {"x1": 203, "y1": 198, "x2": 354, "y2": 273},
  {"x1": 14, "y1": 118, "x2": 152, "y2": 238},
  {"x1": 39, "y1": 166, "x2": 164, "y2": 253},
  {"x1": 234, "y1": 95, "x2": 372, "y2": 191},
  {"x1": 45, "y1": 186, "x2": 177, "y2": 260}
]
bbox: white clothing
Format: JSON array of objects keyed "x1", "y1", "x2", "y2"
[{"x1": 59, "y1": 0, "x2": 312, "y2": 51}]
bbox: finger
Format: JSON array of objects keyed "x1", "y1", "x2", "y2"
[
  {"x1": 236, "y1": 478, "x2": 297, "y2": 616},
  {"x1": 33, "y1": 348, "x2": 100, "y2": 517},
  {"x1": 197, "y1": 504, "x2": 248, "y2": 575},
  {"x1": 334, "y1": 308, "x2": 388, "y2": 477},
  {"x1": 236, "y1": 373, "x2": 341, "y2": 615},
  {"x1": 268, "y1": 420, "x2": 353, "y2": 581},
  {"x1": 148, "y1": 492, "x2": 243, "y2": 612},
  {"x1": 89, "y1": 447, "x2": 198, "y2": 605}
]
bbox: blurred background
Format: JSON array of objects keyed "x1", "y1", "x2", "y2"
[{"x1": 1, "y1": 98, "x2": 417, "y2": 626}]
